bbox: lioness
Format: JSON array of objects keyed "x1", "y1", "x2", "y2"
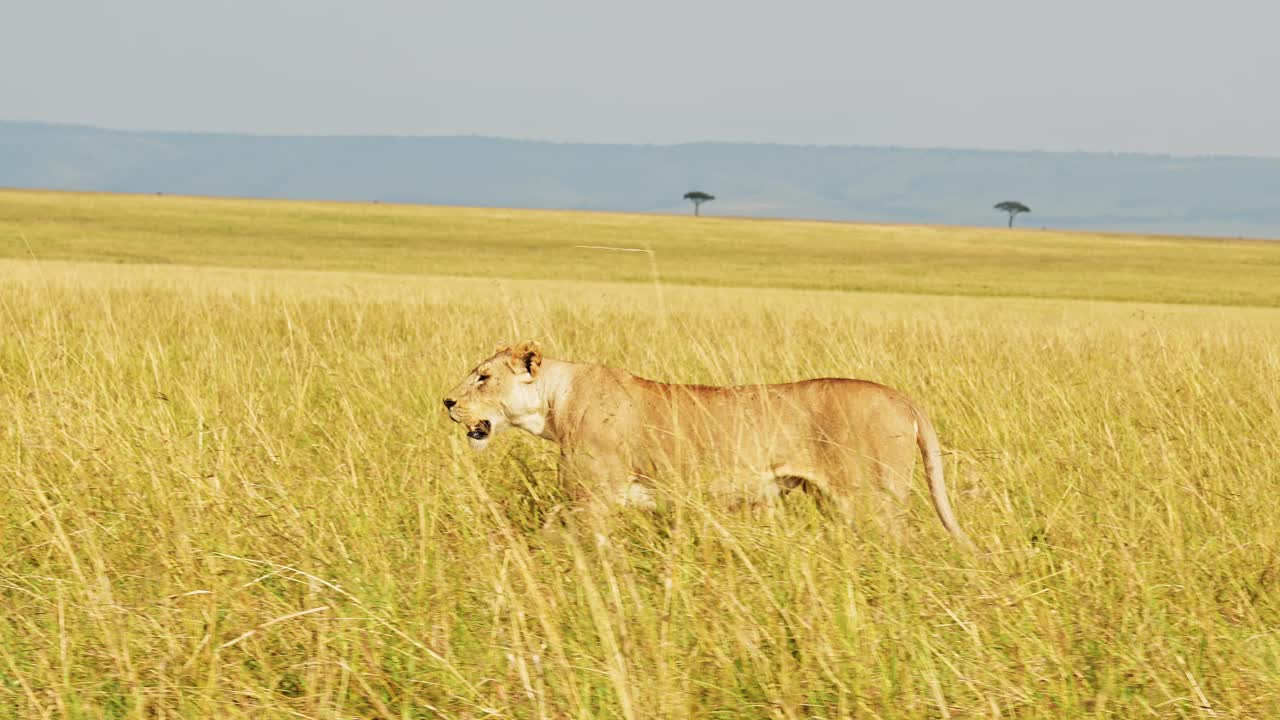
[{"x1": 443, "y1": 341, "x2": 974, "y2": 548}]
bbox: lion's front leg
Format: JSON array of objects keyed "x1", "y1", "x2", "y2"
[{"x1": 557, "y1": 447, "x2": 650, "y2": 519}]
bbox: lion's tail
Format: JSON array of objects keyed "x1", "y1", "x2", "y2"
[{"x1": 912, "y1": 405, "x2": 977, "y2": 552}]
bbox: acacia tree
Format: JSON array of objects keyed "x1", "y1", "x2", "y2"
[
  {"x1": 683, "y1": 191, "x2": 715, "y2": 217},
  {"x1": 994, "y1": 201, "x2": 1031, "y2": 228}
]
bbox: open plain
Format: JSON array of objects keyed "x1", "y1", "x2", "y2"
[{"x1": 2, "y1": 190, "x2": 1279, "y2": 718}]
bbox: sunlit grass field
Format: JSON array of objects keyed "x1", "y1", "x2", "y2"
[{"x1": 3, "y1": 190, "x2": 1280, "y2": 718}]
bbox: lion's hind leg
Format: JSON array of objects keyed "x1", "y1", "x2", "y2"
[{"x1": 768, "y1": 464, "x2": 841, "y2": 515}]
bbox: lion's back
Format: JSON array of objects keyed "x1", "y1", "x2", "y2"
[{"x1": 624, "y1": 375, "x2": 919, "y2": 461}]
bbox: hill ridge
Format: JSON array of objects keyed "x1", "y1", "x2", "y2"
[{"x1": 3, "y1": 120, "x2": 1278, "y2": 239}]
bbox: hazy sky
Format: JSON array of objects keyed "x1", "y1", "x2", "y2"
[{"x1": 4, "y1": 1, "x2": 1278, "y2": 156}]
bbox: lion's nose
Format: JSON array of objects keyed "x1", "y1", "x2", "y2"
[{"x1": 443, "y1": 398, "x2": 456, "y2": 410}]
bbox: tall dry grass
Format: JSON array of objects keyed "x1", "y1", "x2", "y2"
[{"x1": 3, "y1": 258, "x2": 1279, "y2": 718}]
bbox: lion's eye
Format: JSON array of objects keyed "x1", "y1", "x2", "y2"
[{"x1": 477, "y1": 374, "x2": 490, "y2": 383}]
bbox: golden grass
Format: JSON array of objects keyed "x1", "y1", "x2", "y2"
[
  {"x1": 2, "y1": 193, "x2": 1280, "y2": 718},
  {"x1": 6, "y1": 189, "x2": 1280, "y2": 306}
]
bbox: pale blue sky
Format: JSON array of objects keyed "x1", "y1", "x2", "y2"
[{"x1": 3, "y1": 0, "x2": 1278, "y2": 156}]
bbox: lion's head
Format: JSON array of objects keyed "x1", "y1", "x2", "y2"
[{"x1": 442, "y1": 341, "x2": 545, "y2": 450}]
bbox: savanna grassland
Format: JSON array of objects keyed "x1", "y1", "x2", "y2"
[{"x1": 2, "y1": 189, "x2": 1279, "y2": 718}]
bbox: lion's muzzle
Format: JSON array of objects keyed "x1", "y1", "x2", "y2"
[
  {"x1": 443, "y1": 399, "x2": 492, "y2": 443},
  {"x1": 443, "y1": 397, "x2": 463, "y2": 424}
]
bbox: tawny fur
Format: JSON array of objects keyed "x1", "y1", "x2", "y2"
[{"x1": 444, "y1": 341, "x2": 974, "y2": 549}]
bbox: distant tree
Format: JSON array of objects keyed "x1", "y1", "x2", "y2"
[
  {"x1": 994, "y1": 201, "x2": 1031, "y2": 228},
  {"x1": 683, "y1": 191, "x2": 715, "y2": 217}
]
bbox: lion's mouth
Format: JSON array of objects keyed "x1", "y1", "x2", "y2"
[{"x1": 466, "y1": 420, "x2": 492, "y2": 440}]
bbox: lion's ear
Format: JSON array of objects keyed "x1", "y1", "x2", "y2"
[
  {"x1": 508, "y1": 341, "x2": 543, "y2": 376},
  {"x1": 493, "y1": 342, "x2": 512, "y2": 355}
]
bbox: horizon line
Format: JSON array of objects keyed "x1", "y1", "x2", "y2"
[{"x1": 4, "y1": 117, "x2": 1278, "y2": 163}]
